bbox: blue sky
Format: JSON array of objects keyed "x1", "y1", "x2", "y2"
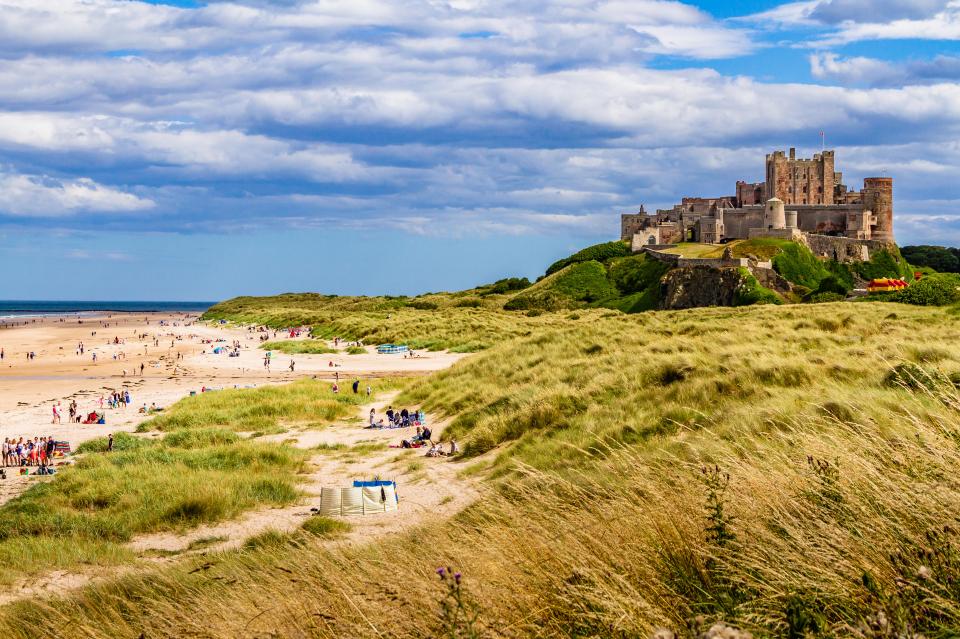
[{"x1": 2, "y1": 0, "x2": 960, "y2": 300}]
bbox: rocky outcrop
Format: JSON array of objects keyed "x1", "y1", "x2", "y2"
[
  {"x1": 659, "y1": 266, "x2": 748, "y2": 309},
  {"x1": 749, "y1": 264, "x2": 792, "y2": 294}
]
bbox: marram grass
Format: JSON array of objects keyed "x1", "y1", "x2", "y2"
[{"x1": 3, "y1": 302, "x2": 960, "y2": 636}]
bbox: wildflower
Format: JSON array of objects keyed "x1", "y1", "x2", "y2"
[
  {"x1": 454, "y1": 572, "x2": 462, "y2": 584},
  {"x1": 436, "y1": 567, "x2": 446, "y2": 579}
]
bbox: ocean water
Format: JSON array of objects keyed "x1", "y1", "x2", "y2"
[{"x1": 0, "y1": 300, "x2": 213, "y2": 319}]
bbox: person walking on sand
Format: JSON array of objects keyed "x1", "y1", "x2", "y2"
[
  {"x1": 140, "y1": 362, "x2": 144, "y2": 376},
  {"x1": 289, "y1": 359, "x2": 295, "y2": 372},
  {"x1": 366, "y1": 385, "x2": 371, "y2": 397},
  {"x1": 352, "y1": 379, "x2": 359, "y2": 394},
  {"x1": 52, "y1": 402, "x2": 61, "y2": 424}
]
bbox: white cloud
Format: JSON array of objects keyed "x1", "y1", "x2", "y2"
[
  {"x1": 810, "y1": 52, "x2": 900, "y2": 85},
  {"x1": 0, "y1": 171, "x2": 155, "y2": 217}
]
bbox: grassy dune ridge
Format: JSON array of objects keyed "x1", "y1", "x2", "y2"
[{"x1": 3, "y1": 302, "x2": 960, "y2": 636}]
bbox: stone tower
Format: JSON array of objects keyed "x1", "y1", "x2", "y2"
[
  {"x1": 765, "y1": 148, "x2": 836, "y2": 206},
  {"x1": 863, "y1": 177, "x2": 894, "y2": 242},
  {"x1": 764, "y1": 198, "x2": 786, "y2": 230}
]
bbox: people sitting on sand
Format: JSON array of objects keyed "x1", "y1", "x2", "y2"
[
  {"x1": 369, "y1": 408, "x2": 384, "y2": 428},
  {"x1": 385, "y1": 406, "x2": 394, "y2": 423},
  {"x1": 449, "y1": 439, "x2": 459, "y2": 455}
]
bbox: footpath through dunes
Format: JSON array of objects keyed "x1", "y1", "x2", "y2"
[{"x1": 128, "y1": 391, "x2": 479, "y2": 556}]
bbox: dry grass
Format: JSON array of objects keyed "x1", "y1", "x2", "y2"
[{"x1": 3, "y1": 302, "x2": 960, "y2": 636}]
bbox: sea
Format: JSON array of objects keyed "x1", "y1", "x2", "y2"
[{"x1": 0, "y1": 300, "x2": 214, "y2": 320}]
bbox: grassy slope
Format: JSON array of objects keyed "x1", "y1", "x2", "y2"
[{"x1": 7, "y1": 303, "x2": 960, "y2": 636}]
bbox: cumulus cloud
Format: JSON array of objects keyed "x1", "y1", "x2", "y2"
[
  {"x1": 0, "y1": 0, "x2": 958, "y2": 245},
  {"x1": 811, "y1": 52, "x2": 960, "y2": 86},
  {"x1": 0, "y1": 171, "x2": 155, "y2": 217},
  {"x1": 809, "y1": 0, "x2": 949, "y2": 23}
]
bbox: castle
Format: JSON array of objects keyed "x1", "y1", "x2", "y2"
[{"x1": 621, "y1": 148, "x2": 894, "y2": 249}]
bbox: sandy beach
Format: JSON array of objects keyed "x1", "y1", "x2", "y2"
[{"x1": 0, "y1": 312, "x2": 465, "y2": 447}]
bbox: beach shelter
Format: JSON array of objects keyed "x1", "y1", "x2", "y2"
[
  {"x1": 376, "y1": 344, "x2": 409, "y2": 355},
  {"x1": 318, "y1": 480, "x2": 398, "y2": 517}
]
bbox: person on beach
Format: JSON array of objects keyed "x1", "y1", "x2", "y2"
[
  {"x1": 352, "y1": 379, "x2": 359, "y2": 394},
  {"x1": 52, "y1": 403, "x2": 61, "y2": 424},
  {"x1": 289, "y1": 359, "x2": 295, "y2": 372},
  {"x1": 107, "y1": 434, "x2": 114, "y2": 452}
]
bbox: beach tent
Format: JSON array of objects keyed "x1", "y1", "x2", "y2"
[
  {"x1": 318, "y1": 481, "x2": 398, "y2": 517},
  {"x1": 376, "y1": 344, "x2": 409, "y2": 355}
]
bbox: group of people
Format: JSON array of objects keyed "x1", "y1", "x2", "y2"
[
  {"x1": 102, "y1": 390, "x2": 132, "y2": 410},
  {"x1": 2, "y1": 436, "x2": 60, "y2": 473},
  {"x1": 369, "y1": 406, "x2": 424, "y2": 429}
]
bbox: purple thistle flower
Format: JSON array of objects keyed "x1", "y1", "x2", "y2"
[
  {"x1": 436, "y1": 567, "x2": 446, "y2": 578},
  {"x1": 454, "y1": 572, "x2": 462, "y2": 584}
]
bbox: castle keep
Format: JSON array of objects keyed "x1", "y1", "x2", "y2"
[{"x1": 621, "y1": 148, "x2": 894, "y2": 249}]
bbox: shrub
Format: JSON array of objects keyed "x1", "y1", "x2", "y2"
[
  {"x1": 901, "y1": 245, "x2": 960, "y2": 273},
  {"x1": 345, "y1": 345, "x2": 366, "y2": 355},
  {"x1": 479, "y1": 278, "x2": 531, "y2": 296},
  {"x1": 406, "y1": 300, "x2": 438, "y2": 310},
  {"x1": 454, "y1": 298, "x2": 482, "y2": 308},
  {"x1": 852, "y1": 247, "x2": 913, "y2": 282},
  {"x1": 892, "y1": 273, "x2": 960, "y2": 306},
  {"x1": 545, "y1": 241, "x2": 630, "y2": 276},
  {"x1": 807, "y1": 292, "x2": 845, "y2": 304},
  {"x1": 812, "y1": 274, "x2": 851, "y2": 297},
  {"x1": 608, "y1": 254, "x2": 669, "y2": 295}
]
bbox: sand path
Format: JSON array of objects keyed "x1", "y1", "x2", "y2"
[{"x1": 129, "y1": 391, "x2": 478, "y2": 555}]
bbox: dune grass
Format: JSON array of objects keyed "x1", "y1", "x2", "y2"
[
  {"x1": 260, "y1": 339, "x2": 336, "y2": 354},
  {"x1": 5, "y1": 302, "x2": 960, "y2": 635},
  {"x1": 140, "y1": 378, "x2": 396, "y2": 434},
  {"x1": 0, "y1": 379, "x2": 399, "y2": 584},
  {"x1": 0, "y1": 429, "x2": 309, "y2": 584}
]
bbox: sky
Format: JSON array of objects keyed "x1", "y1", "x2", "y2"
[{"x1": 2, "y1": 0, "x2": 960, "y2": 300}]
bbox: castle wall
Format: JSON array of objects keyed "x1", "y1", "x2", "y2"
[
  {"x1": 720, "y1": 207, "x2": 763, "y2": 239},
  {"x1": 621, "y1": 213, "x2": 652, "y2": 240},
  {"x1": 736, "y1": 181, "x2": 765, "y2": 206},
  {"x1": 792, "y1": 205, "x2": 855, "y2": 235},
  {"x1": 802, "y1": 234, "x2": 892, "y2": 263}
]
